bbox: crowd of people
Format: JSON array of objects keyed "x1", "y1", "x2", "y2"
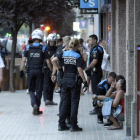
[{"x1": 0, "y1": 28, "x2": 126, "y2": 132}]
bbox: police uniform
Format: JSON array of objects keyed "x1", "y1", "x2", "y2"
[
  {"x1": 89, "y1": 45, "x2": 104, "y2": 114},
  {"x1": 24, "y1": 42, "x2": 46, "y2": 109},
  {"x1": 43, "y1": 45, "x2": 57, "y2": 104},
  {"x1": 96, "y1": 79, "x2": 111, "y2": 122},
  {"x1": 55, "y1": 46, "x2": 65, "y2": 113},
  {"x1": 57, "y1": 50, "x2": 82, "y2": 129},
  {"x1": 90, "y1": 45, "x2": 104, "y2": 94},
  {"x1": 0, "y1": 45, "x2": 8, "y2": 65},
  {"x1": 56, "y1": 47, "x2": 82, "y2": 123}
]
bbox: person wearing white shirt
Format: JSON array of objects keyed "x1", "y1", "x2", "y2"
[
  {"x1": 99, "y1": 39, "x2": 110, "y2": 78},
  {"x1": 0, "y1": 54, "x2": 5, "y2": 92}
]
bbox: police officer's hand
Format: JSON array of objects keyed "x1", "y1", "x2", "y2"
[
  {"x1": 51, "y1": 75, "x2": 56, "y2": 83},
  {"x1": 85, "y1": 68, "x2": 91, "y2": 76},
  {"x1": 20, "y1": 70, "x2": 24, "y2": 78},
  {"x1": 58, "y1": 68, "x2": 64, "y2": 79},
  {"x1": 83, "y1": 81, "x2": 88, "y2": 92}
]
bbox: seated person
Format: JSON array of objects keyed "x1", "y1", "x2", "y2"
[
  {"x1": 92, "y1": 75, "x2": 126, "y2": 130},
  {"x1": 95, "y1": 72, "x2": 116, "y2": 124}
]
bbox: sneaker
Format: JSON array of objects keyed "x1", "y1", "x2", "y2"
[
  {"x1": 89, "y1": 108, "x2": 98, "y2": 115},
  {"x1": 70, "y1": 126, "x2": 83, "y2": 132},
  {"x1": 98, "y1": 118, "x2": 103, "y2": 124},
  {"x1": 103, "y1": 121, "x2": 113, "y2": 127}
]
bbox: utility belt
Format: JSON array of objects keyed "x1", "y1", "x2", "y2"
[
  {"x1": 63, "y1": 73, "x2": 77, "y2": 79},
  {"x1": 25, "y1": 65, "x2": 43, "y2": 73},
  {"x1": 63, "y1": 73, "x2": 83, "y2": 85},
  {"x1": 91, "y1": 67, "x2": 102, "y2": 73}
]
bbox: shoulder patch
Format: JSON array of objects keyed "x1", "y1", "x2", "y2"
[
  {"x1": 63, "y1": 50, "x2": 80, "y2": 59},
  {"x1": 42, "y1": 46, "x2": 45, "y2": 51},
  {"x1": 98, "y1": 46, "x2": 102, "y2": 52},
  {"x1": 26, "y1": 45, "x2": 30, "y2": 50},
  {"x1": 92, "y1": 48, "x2": 96, "y2": 54}
]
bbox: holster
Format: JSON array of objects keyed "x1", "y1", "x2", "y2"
[{"x1": 57, "y1": 71, "x2": 63, "y2": 87}]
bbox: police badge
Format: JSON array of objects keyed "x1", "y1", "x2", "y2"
[{"x1": 48, "y1": 52, "x2": 50, "y2": 55}]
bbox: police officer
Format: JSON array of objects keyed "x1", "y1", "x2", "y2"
[
  {"x1": 56, "y1": 38, "x2": 63, "y2": 48},
  {"x1": 85, "y1": 34, "x2": 104, "y2": 115},
  {"x1": 51, "y1": 36, "x2": 70, "y2": 118},
  {"x1": 95, "y1": 72, "x2": 116, "y2": 124},
  {"x1": 52, "y1": 39, "x2": 88, "y2": 132},
  {"x1": 43, "y1": 33, "x2": 58, "y2": 105},
  {"x1": 20, "y1": 28, "x2": 47, "y2": 115}
]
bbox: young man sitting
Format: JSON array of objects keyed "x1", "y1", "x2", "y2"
[{"x1": 92, "y1": 72, "x2": 116, "y2": 125}]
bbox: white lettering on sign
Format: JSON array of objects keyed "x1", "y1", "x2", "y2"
[
  {"x1": 89, "y1": 0, "x2": 95, "y2": 7},
  {"x1": 64, "y1": 57, "x2": 76, "y2": 65},
  {"x1": 30, "y1": 53, "x2": 40, "y2": 57},
  {"x1": 87, "y1": 10, "x2": 97, "y2": 12}
]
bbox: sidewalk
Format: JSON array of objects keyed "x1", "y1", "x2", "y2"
[{"x1": 0, "y1": 90, "x2": 126, "y2": 140}]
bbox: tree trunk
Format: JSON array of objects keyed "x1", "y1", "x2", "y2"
[
  {"x1": 29, "y1": 20, "x2": 32, "y2": 37},
  {"x1": 9, "y1": 30, "x2": 17, "y2": 92}
]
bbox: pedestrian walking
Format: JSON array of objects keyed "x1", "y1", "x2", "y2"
[{"x1": 20, "y1": 28, "x2": 48, "y2": 115}]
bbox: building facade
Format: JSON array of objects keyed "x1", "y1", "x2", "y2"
[{"x1": 99, "y1": 0, "x2": 140, "y2": 139}]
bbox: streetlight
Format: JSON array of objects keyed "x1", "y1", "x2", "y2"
[{"x1": 45, "y1": 26, "x2": 50, "y2": 31}]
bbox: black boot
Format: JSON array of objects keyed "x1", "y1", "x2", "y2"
[
  {"x1": 45, "y1": 100, "x2": 50, "y2": 105},
  {"x1": 58, "y1": 125, "x2": 70, "y2": 131},
  {"x1": 38, "y1": 110, "x2": 43, "y2": 115},
  {"x1": 33, "y1": 104, "x2": 38, "y2": 115},
  {"x1": 50, "y1": 101, "x2": 58, "y2": 105},
  {"x1": 70, "y1": 126, "x2": 83, "y2": 132}
]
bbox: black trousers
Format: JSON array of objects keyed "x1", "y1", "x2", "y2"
[
  {"x1": 96, "y1": 85, "x2": 106, "y2": 120},
  {"x1": 28, "y1": 69, "x2": 43, "y2": 108},
  {"x1": 91, "y1": 71, "x2": 103, "y2": 94},
  {"x1": 43, "y1": 70, "x2": 55, "y2": 101},
  {"x1": 59, "y1": 79, "x2": 80, "y2": 127},
  {"x1": 91, "y1": 71, "x2": 103, "y2": 111}
]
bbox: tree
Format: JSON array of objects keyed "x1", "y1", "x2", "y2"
[
  {"x1": 0, "y1": 0, "x2": 73, "y2": 92},
  {"x1": 56, "y1": 10, "x2": 76, "y2": 37}
]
